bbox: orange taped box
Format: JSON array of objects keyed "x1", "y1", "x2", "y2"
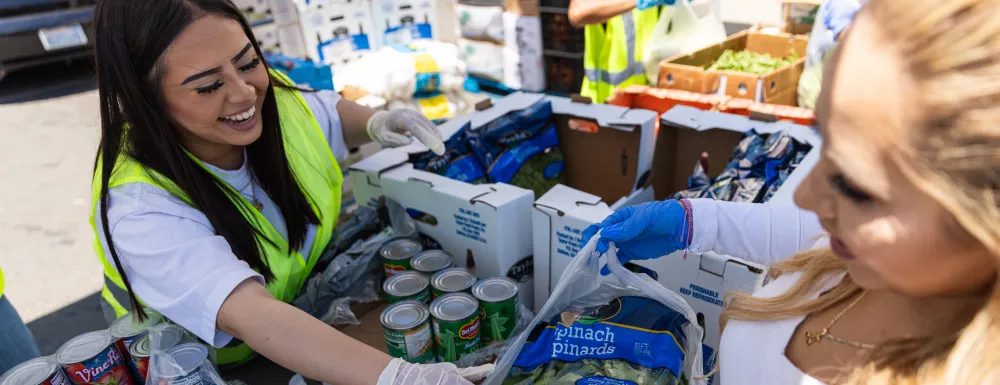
[
  {"x1": 606, "y1": 85, "x2": 814, "y2": 126},
  {"x1": 656, "y1": 29, "x2": 808, "y2": 106}
]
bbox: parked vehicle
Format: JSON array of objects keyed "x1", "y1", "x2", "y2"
[{"x1": 0, "y1": 0, "x2": 94, "y2": 81}]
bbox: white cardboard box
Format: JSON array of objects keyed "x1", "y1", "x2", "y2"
[
  {"x1": 252, "y1": 23, "x2": 281, "y2": 53},
  {"x1": 531, "y1": 105, "x2": 822, "y2": 349},
  {"x1": 233, "y1": 0, "x2": 275, "y2": 26},
  {"x1": 275, "y1": 1, "x2": 377, "y2": 68},
  {"x1": 371, "y1": 0, "x2": 439, "y2": 46},
  {"x1": 350, "y1": 92, "x2": 659, "y2": 310},
  {"x1": 458, "y1": 38, "x2": 505, "y2": 82}
]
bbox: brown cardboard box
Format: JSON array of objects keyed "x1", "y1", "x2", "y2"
[
  {"x1": 340, "y1": 303, "x2": 390, "y2": 353},
  {"x1": 649, "y1": 105, "x2": 820, "y2": 201},
  {"x1": 657, "y1": 30, "x2": 809, "y2": 106},
  {"x1": 505, "y1": 0, "x2": 539, "y2": 16},
  {"x1": 606, "y1": 85, "x2": 816, "y2": 127},
  {"x1": 780, "y1": 0, "x2": 822, "y2": 35}
]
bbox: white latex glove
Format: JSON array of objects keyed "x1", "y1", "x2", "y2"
[
  {"x1": 377, "y1": 358, "x2": 495, "y2": 385},
  {"x1": 367, "y1": 109, "x2": 446, "y2": 155}
]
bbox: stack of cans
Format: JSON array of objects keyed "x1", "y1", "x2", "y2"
[{"x1": 378, "y1": 244, "x2": 521, "y2": 364}]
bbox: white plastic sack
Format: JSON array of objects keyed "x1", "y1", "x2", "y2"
[
  {"x1": 456, "y1": 4, "x2": 505, "y2": 44},
  {"x1": 642, "y1": 0, "x2": 727, "y2": 85},
  {"x1": 333, "y1": 40, "x2": 468, "y2": 101},
  {"x1": 483, "y1": 233, "x2": 706, "y2": 385}
]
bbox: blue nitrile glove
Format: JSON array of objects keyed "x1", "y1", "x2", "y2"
[
  {"x1": 637, "y1": 0, "x2": 677, "y2": 10},
  {"x1": 823, "y1": 0, "x2": 862, "y2": 39},
  {"x1": 582, "y1": 200, "x2": 688, "y2": 275}
]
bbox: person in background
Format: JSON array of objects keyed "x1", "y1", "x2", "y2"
[
  {"x1": 586, "y1": 0, "x2": 1000, "y2": 383},
  {"x1": 797, "y1": 0, "x2": 861, "y2": 108},
  {"x1": 87, "y1": 1, "x2": 488, "y2": 384},
  {"x1": 568, "y1": 0, "x2": 673, "y2": 103},
  {"x1": 0, "y1": 267, "x2": 41, "y2": 374}
]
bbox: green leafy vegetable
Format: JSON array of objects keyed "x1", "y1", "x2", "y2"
[{"x1": 707, "y1": 49, "x2": 800, "y2": 75}]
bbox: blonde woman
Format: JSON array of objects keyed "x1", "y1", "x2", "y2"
[{"x1": 584, "y1": 0, "x2": 1000, "y2": 383}]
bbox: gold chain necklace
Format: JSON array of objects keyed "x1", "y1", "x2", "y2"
[{"x1": 804, "y1": 290, "x2": 876, "y2": 350}]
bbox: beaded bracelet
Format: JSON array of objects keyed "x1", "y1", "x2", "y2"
[{"x1": 679, "y1": 198, "x2": 694, "y2": 259}]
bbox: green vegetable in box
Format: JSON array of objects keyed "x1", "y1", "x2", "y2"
[{"x1": 707, "y1": 49, "x2": 800, "y2": 76}]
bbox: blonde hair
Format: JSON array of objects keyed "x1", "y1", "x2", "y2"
[{"x1": 721, "y1": 0, "x2": 1000, "y2": 383}]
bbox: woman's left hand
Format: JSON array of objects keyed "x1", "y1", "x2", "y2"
[{"x1": 367, "y1": 109, "x2": 446, "y2": 155}]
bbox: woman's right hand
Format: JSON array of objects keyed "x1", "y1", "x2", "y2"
[
  {"x1": 380, "y1": 359, "x2": 494, "y2": 385},
  {"x1": 582, "y1": 200, "x2": 689, "y2": 274}
]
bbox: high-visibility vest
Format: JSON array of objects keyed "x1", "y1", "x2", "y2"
[
  {"x1": 89, "y1": 69, "x2": 343, "y2": 366},
  {"x1": 580, "y1": 8, "x2": 659, "y2": 104},
  {"x1": 0, "y1": 266, "x2": 5, "y2": 298}
]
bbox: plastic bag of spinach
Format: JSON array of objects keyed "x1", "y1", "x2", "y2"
[
  {"x1": 466, "y1": 99, "x2": 564, "y2": 198},
  {"x1": 410, "y1": 122, "x2": 488, "y2": 184},
  {"x1": 483, "y1": 234, "x2": 706, "y2": 385}
]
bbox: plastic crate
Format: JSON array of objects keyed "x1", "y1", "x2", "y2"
[
  {"x1": 543, "y1": 50, "x2": 584, "y2": 95},
  {"x1": 540, "y1": 10, "x2": 585, "y2": 53}
]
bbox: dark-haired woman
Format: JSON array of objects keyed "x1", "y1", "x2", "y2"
[{"x1": 86, "y1": 1, "x2": 484, "y2": 384}]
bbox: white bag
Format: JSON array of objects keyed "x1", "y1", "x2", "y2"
[
  {"x1": 484, "y1": 233, "x2": 707, "y2": 385},
  {"x1": 642, "y1": 0, "x2": 727, "y2": 85}
]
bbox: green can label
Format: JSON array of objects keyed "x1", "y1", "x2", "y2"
[
  {"x1": 387, "y1": 289, "x2": 431, "y2": 305},
  {"x1": 383, "y1": 258, "x2": 411, "y2": 277},
  {"x1": 432, "y1": 315, "x2": 481, "y2": 362},
  {"x1": 480, "y1": 295, "x2": 519, "y2": 343},
  {"x1": 384, "y1": 322, "x2": 435, "y2": 364}
]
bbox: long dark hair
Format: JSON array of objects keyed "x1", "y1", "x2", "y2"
[{"x1": 93, "y1": 0, "x2": 319, "y2": 319}]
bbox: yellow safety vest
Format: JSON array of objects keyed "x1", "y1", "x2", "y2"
[
  {"x1": 581, "y1": 8, "x2": 659, "y2": 104},
  {"x1": 89, "y1": 69, "x2": 342, "y2": 366},
  {"x1": 0, "y1": 266, "x2": 5, "y2": 298}
]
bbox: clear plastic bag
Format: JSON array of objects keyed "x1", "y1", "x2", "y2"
[
  {"x1": 642, "y1": 0, "x2": 727, "y2": 85},
  {"x1": 454, "y1": 305, "x2": 536, "y2": 368},
  {"x1": 483, "y1": 233, "x2": 706, "y2": 385},
  {"x1": 145, "y1": 324, "x2": 227, "y2": 385}
]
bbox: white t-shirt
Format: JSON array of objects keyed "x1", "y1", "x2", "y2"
[
  {"x1": 95, "y1": 90, "x2": 347, "y2": 348},
  {"x1": 686, "y1": 199, "x2": 833, "y2": 385}
]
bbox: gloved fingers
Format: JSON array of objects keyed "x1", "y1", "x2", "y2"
[
  {"x1": 406, "y1": 122, "x2": 446, "y2": 156},
  {"x1": 599, "y1": 216, "x2": 648, "y2": 243},
  {"x1": 581, "y1": 224, "x2": 600, "y2": 247},
  {"x1": 455, "y1": 363, "x2": 494, "y2": 382},
  {"x1": 378, "y1": 131, "x2": 414, "y2": 147},
  {"x1": 598, "y1": 206, "x2": 636, "y2": 229},
  {"x1": 595, "y1": 237, "x2": 611, "y2": 255}
]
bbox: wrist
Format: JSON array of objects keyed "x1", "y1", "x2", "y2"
[{"x1": 366, "y1": 111, "x2": 388, "y2": 142}]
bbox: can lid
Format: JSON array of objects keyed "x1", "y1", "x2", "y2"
[
  {"x1": 155, "y1": 324, "x2": 187, "y2": 352},
  {"x1": 383, "y1": 271, "x2": 430, "y2": 297},
  {"x1": 0, "y1": 357, "x2": 60, "y2": 385},
  {"x1": 411, "y1": 250, "x2": 454, "y2": 273},
  {"x1": 380, "y1": 238, "x2": 423, "y2": 261},
  {"x1": 431, "y1": 268, "x2": 477, "y2": 292},
  {"x1": 381, "y1": 300, "x2": 430, "y2": 330},
  {"x1": 165, "y1": 343, "x2": 208, "y2": 372},
  {"x1": 472, "y1": 277, "x2": 519, "y2": 303},
  {"x1": 109, "y1": 309, "x2": 163, "y2": 338},
  {"x1": 130, "y1": 333, "x2": 152, "y2": 358},
  {"x1": 430, "y1": 293, "x2": 479, "y2": 322},
  {"x1": 55, "y1": 330, "x2": 114, "y2": 365}
]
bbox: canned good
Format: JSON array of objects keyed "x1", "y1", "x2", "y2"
[
  {"x1": 158, "y1": 343, "x2": 216, "y2": 385},
  {"x1": 109, "y1": 309, "x2": 163, "y2": 364},
  {"x1": 380, "y1": 238, "x2": 423, "y2": 277},
  {"x1": 472, "y1": 277, "x2": 520, "y2": 342},
  {"x1": 380, "y1": 301, "x2": 436, "y2": 364},
  {"x1": 411, "y1": 250, "x2": 454, "y2": 276},
  {"x1": 0, "y1": 357, "x2": 71, "y2": 385},
  {"x1": 127, "y1": 334, "x2": 152, "y2": 384},
  {"x1": 56, "y1": 330, "x2": 135, "y2": 385},
  {"x1": 431, "y1": 268, "x2": 477, "y2": 298},
  {"x1": 383, "y1": 271, "x2": 431, "y2": 304},
  {"x1": 430, "y1": 293, "x2": 482, "y2": 362}
]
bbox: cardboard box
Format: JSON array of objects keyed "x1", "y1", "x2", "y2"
[
  {"x1": 657, "y1": 29, "x2": 808, "y2": 106},
  {"x1": 270, "y1": 0, "x2": 344, "y2": 24},
  {"x1": 371, "y1": 0, "x2": 438, "y2": 46},
  {"x1": 233, "y1": 0, "x2": 275, "y2": 26},
  {"x1": 459, "y1": 38, "x2": 505, "y2": 82},
  {"x1": 780, "y1": 0, "x2": 821, "y2": 35},
  {"x1": 505, "y1": 0, "x2": 540, "y2": 16},
  {"x1": 350, "y1": 92, "x2": 657, "y2": 310},
  {"x1": 252, "y1": 23, "x2": 281, "y2": 54},
  {"x1": 275, "y1": 1, "x2": 376, "y2": 69},
  {"x1": 503, "y1": 49, "x2": 545, "y2": 92},
  {"x1": 606, "y1": 85, "x2": 816, "y2": 126}
]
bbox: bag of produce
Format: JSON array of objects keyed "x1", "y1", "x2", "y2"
[
  {"x1": 483, "y1": 234, "x2": 706, "y2": 385},
  {"x1": 467, "y1": 100, "x2": 564, "y2": 198},
  {"x1": 410, "y1": 123, "x2": 488, "y2": 184}
]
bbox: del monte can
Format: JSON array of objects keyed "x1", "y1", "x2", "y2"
[
  {"x1": 430, "y1": 293, "x2": 481, "y2": 362},
  {"x1": 379, "y1": 238, "x2": 423, "y2": 277},
  {"x1": 472, "y1": 277, "x2": 520, "y2": 343},
  {"x1": 383, "y1": 271, "x2": 431, "y2": 304},
  {"x1": 430, "y1": 268, "x2": 477, "y2": 298},
  {"x1": 411, "y1": 250, "x2": 454, "y2": 276},
  {"x1": 380, "y1": 301, "x2": 436, "y2": 364}
]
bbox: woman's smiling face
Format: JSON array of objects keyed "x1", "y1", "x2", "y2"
[
  {"x1": 793, "y1": 15, "x2": 996, "y2": 296},
  {"x1": 158, "y1": 14, "x2": 269, "y2": 165}
]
